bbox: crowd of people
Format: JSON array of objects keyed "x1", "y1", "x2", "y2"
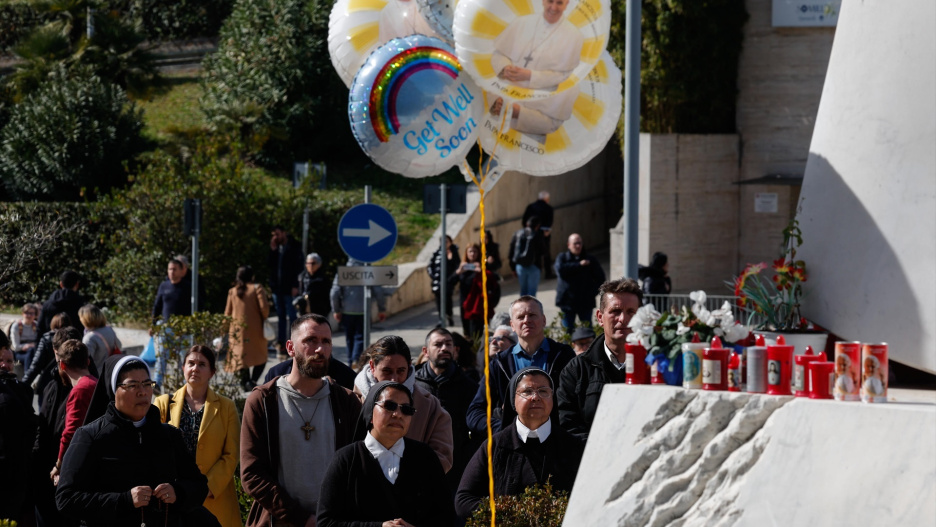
[{"x1": 0, "y1": 194, "x2": 673, "y2": 526}]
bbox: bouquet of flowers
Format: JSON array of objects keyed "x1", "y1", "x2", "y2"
[
  {"x1": 731, "y1": 219, "x2": 810, "y2": 331},
  {"x1": 627, "y1": 291, "x2": 751, "y2": 383}
]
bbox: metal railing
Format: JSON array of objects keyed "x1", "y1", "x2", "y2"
[{"x1": 643, "y1": 294, "x2": 766, "y2": 327}]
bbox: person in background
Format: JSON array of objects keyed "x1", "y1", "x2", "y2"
[
  {"x1": 466, "y1": 297, "x2": 574, "y2": 435},
  {"x1": 0, "y1": 333, "x2": 38, "y2": 526},
  {"x1": 557, "y1": 277, "x2": 642, "y2": 439},
  {"x1": 316, "y1": 381, "x2": 454, "y2": 527},
  {"x1": 38, "y1": 270, "x2": 85, "y2": 335},
  {"x1": 156, "y1": 345, "x2": 242, "y2": 527},
  {"x1": 414, "y1": 328, "x2": 480, "y2": 493},
  {"x1": 23, "y1": 312, "x2": 70, "y2": 393},
  {"x1": 479, "y1": 324, "x2": 518, "y2": 376},
  {"x1": 330, "y1": 258, "x2": 387, "y2": 367},
  {"x1": 484, "y1": 230, "x2": 503, "y2": 273},
  {"x1": 638, "y1": 251, "x2": 671, "y2": 312},
  {"x1": 455, "y1": 244, "x2": 501, "y2": 338},
  {"x1": 32, "y1": 326, "x2": 83, "y2": 527},
  {"x1": 522, "y1": 191, "x2": 554, "y2": 278},
  {"x1": 79, "y1": 304, "x2": 122, "y2": 376},
  {"x1": 455, "y1": 367, "x2": 584, "y2": 518},
  {"x1": 570, "y1": 327, "x2": 596, "y2": 355},
  {"x1": 295, "y1": 252, "x2": 331, "y2": 318},
  {"x1": 56, "y1": 357, "x2": 211, "y2": 527},
  {"x1": 509, "y1": 216, "x2": 547, "y2": 297},
  {"x1": 240, "y1": 314, "x2": 361, "y2": 527},
  {"x1": 50, "y1": 339, "x2": 97, "y2": 486},
  {"x1": 224, "y1": 266, "x2": 271, "y2": 391},
  {"x1": 10, "y1": 302, "x2": 40, "y2": 372},
  {"x1": 428, "y1": 235, "x2": 460, "y2": 326},
  {"x1": 151, "y1": 256, "x2": 198, "y2": 390},
  {"x1": 353, "y1": 335, "x2": 455, "y2": 474},
  {"x1": 554, "y1": 233, "x2": 605, "y2": 334},
  {"x1": 268, "y1": 225, "x2": 305, "y2": 355}
]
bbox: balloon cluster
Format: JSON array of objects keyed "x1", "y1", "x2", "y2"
[{"x1": 329, "y1": 0, "x2": 620, "y2": 178}]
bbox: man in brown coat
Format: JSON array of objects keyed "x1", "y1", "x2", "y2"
[{"x1": 240, "y1": 314, "x2": 362, "y2": 527}]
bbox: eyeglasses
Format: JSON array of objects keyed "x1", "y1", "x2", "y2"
[
  {"x1": 491, "y1": 336, "x2": 514, "y2": 344},
  {"x1": 375, "y1": 400, "x2": 417, "y2": 416},
  {"x1": 117, "y1": 380, "x2": 157, "y2": 391},
  {"x1": 24, "y1": 311, "x2": 37, "y2": 316},
  {"x1": 516, "y1": 387, "x2": 553, "y2": 400}
]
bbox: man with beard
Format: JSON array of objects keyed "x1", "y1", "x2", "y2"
[
  {"x1": 240, "y1": 314, "x2": 362, "y2": 527},
  {"x1": 414, "y1": 327, "x2": 480, "y2": 492}
]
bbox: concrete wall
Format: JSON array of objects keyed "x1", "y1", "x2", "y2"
[
  {"x1": 383, "y1": 144, "x2": 618, "y2": 316},
  {"x1": 795, "y1": 0, "x2": 936, "y2": 373},
  {"x1": 564, "y1": 386, "x2": 936, "y2": 526},
  {"x1": 735, "y1": 0, "x2": 835, "y2": 268},
  {"x1": 634, "y1": 134, "x2": 741, "y2": 294}
]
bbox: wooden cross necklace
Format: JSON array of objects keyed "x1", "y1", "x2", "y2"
[{"x1": 289, "y1": 396, "x2": 323, "y2": 440}]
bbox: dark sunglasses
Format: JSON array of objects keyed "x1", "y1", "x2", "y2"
[{"x1": 376, "y1": 400, "x2": 417, "y2": 416}]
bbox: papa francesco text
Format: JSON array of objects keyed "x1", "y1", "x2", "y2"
[{"x1": 403, "y1": 83, "x2": 477, "y2": 158}]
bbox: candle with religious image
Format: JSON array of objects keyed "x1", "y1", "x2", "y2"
[
  {"x1": 860, "y1": 343, "x2": 888, "y2": 403},
  {"x1": 766, "y1": 335, "x2": 794, "y2": 396},
  {"x1": 833, "y1": 341, "x2": 861, "y2": 401},
  {"x1": 793, "y1": 346, "x2": 825, "y2": 397},
  {"x1": 746, "y1": 334, "x2": 768, "y2": 394},
  {"x1": 702, "y1": 336, "x2": 728, "y2": 391},
  {"x1": 682, "y1": 333, "x2": 706, "y2": 390}
]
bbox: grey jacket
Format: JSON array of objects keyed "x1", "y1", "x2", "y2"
[{"x1": 329, "y1": 259, "x2": 387, "y2": 315}]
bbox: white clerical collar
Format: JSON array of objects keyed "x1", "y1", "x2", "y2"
[
  {"x1": 516, "y1": 417, "x2": 552, "y2": 443},
  {"x1": 604, "y1": 342, "x2": 627, "y2": 371},
  {"x1": 365, "y1": 433, "x2": 405, "y2": 484}
]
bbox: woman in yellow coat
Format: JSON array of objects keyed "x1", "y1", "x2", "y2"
[
  {"x1": 156, "y1": 345, "x2": 242, "y2": 527},
  {"x1": 224, "y1": 265, "x2": 270, "y2": 390}
]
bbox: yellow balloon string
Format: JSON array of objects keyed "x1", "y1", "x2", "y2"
[{"x1": 468, "y1": 91, "x2": 510, "y2": 527}]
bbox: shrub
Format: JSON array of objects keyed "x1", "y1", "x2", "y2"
[
  {"x1": 101, "y1": 131, "x2": 360, "y2": 321},
  {"x1": 0, "y1": 66, "x2": 145, "y2": 201},
  {"x1": 115, "y1": 0, "x2": 235, "y2": 42},
  {"x1": 200, "y1": 0, "x2": 320, "y2": 167},
  {"x1": 466, "y1": 482, "x2": 570, "y2": 527}
]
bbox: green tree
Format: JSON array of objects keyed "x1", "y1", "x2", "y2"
[
  {"x1": 6, "y1": 0, "x2": 162, "y2": 101},
  {"x1": 0, "y1": 65, "x2": 145, "y2": 201},
  {"x1": 608, "y1": 0, "x2": 748, "y2": 136},
  {"x1": 199, "y1": 0, "x2": 322, "y2": 167}
]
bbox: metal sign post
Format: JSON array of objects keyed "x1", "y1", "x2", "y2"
[
  {"x1": 440, "y1": 184, "x2": 447, "y2": 327},
  {"x1": 183, "y1": 199, "x2": 201, "y2": 312},
  {"x1": 363, "y1": 186, "x2": 372, "y2": 349}
]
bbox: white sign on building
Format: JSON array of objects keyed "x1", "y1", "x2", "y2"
[
  {"x1": 772, "y1": 0, "x2": 841, "y2": 27},
  {"x1": 754, "y1": 193, "x2": 779, "y2": 213}
]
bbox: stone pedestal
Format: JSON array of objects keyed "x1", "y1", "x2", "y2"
[{"x1": 564, "y1": 385, "x2": 936, "y2": 526}]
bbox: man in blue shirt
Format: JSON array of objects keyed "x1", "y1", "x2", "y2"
[{"x1": 466, "y1": 295, "x2": 574, "y2": 434}]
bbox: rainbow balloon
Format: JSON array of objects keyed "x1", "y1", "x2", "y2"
[{"x1": 369, "y1": 46, "x2": 462, "y2": 142}]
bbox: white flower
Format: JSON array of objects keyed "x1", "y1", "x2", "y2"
[
  {"x1": 676, "y1": 322, "x2": 691, "y2": 335},
  {"x1": 689, "y1": 290, "x2": 707, "y2": 305},
  {"x1": 723, "y1": 322, "x2": 750, "y2": 343},
  {"x1": 629, "y1": 304, "x2": 660, "y2": 331},
  {"x1": 711, "y1": 301, "x2": 733, "y2": 319}
]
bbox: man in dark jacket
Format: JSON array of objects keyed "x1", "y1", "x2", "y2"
[
  {"x1": 295, "y1": 252, "x2": 331, "y2": 317},
  {"x1": 37, "y1": 270, "x2": 84, "y2": 335},
  {"x1": 522, "y1": 191, "x2": 555, "y2": 278},
  {"x1": 240, "y1": 314, "x2": 362, "y2": 527},
  {"x1": 414, "y1": 327, "x2": 479, "y2": 492},
  {"x1": 508, "y1": 216, "x2": 547, "y2": 296},
  {"x1": 554, "y1": 233, "x2": 606, "y2": 334},
  {"x1": 557, "y1": 277, "x2": 642, "y2": 439},
  {"x1": 268, "y1": 226, "x2": 305, "y2": 352},
  {"x1": 151, "y1": 256, "x2": 201, "y2": 389},
  {"x1": 466, "y1": 296, "x2": 574, "y2": 435}
]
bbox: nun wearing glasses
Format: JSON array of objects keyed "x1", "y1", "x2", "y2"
[
  {"x1": 56, "y1": 356, "x2": 212, "y2": 527},
  {"x1": 455, "y1": 367, "x2": 584, "y2": 517},
  {"x1": 317, "y1": 381, "x2": 453, "y2": 527}
]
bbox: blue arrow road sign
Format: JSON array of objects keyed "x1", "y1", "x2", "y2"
[{"x1": 337, "y1": 204, "x2": 398, "y2": 263}]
